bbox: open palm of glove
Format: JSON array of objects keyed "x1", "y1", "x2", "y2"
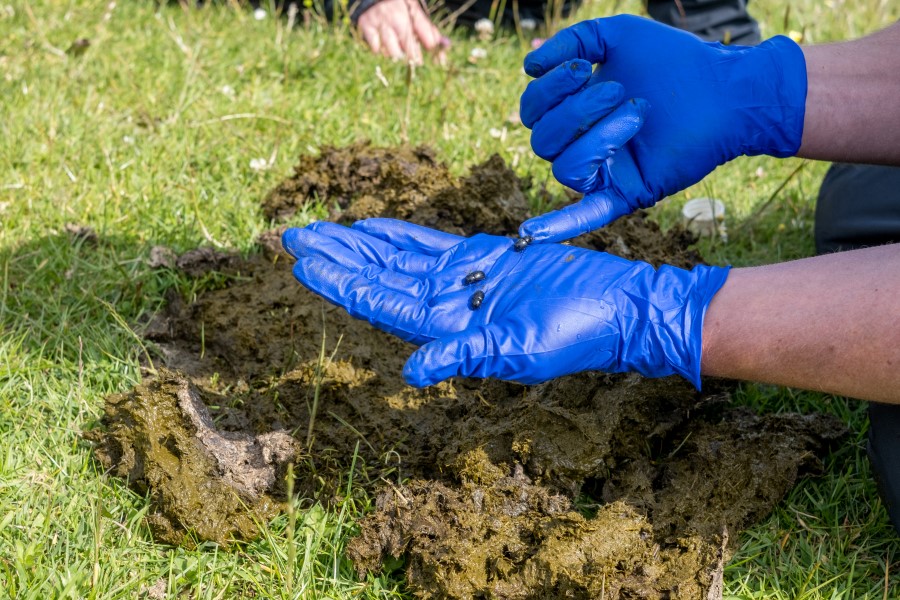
[
  {"x1": 518, "y1": 14, "x2": 807, "y2": 242},
  {"x1": 282, "y1": 219, "x2": 729, "y2": 388}
]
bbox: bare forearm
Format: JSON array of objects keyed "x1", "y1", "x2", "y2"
[
  {"x1": 798, "y1": 21, "x2": 900, "y2": 164},
  {"x1": 701, "y1": 244, "x2": 900, "y2": 403}
]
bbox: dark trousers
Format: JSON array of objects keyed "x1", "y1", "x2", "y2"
[
  {"x1": 647, "y1": 0, "x2": 759, "y2": 44},
  {"x1": 435, "y1": 0, "x2": 760, "y2": 43},
  {"x1": 815, "y1": 163, "x2": 900, "y2": 535}
]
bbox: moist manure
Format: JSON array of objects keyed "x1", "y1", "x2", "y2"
[{"x1": 88, "y1": 144, "x2": 846, "y2": 598}]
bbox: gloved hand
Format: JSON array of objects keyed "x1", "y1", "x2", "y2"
[
  {"x1": 282, "y1": 219, "x2": 730, "y2": 388},
  {"x1": 519, "y1": 14, "x2": 807, "y2": 243}
]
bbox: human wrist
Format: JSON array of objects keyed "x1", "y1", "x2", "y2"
[{"x1": 351, "y1": 0, "x2": 385, "y2": 24}]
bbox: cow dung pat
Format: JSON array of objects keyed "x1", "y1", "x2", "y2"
[{"x1": 86, "y1": 370, "x2": 299, "y2": 547}]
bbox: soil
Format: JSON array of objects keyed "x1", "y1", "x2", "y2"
[{"x1": 88, "y1": 143, "x2": 846, "y2": 598}]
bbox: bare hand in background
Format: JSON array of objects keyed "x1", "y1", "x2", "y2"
[{"x1": 357, "y1": 0, "x2": 447, "y2": 64}]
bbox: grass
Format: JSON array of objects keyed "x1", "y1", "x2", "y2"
[{"x1": 1, "y1": 0, "x2": 899, "y2": 597}]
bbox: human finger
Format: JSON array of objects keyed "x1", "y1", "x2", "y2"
[
  {"x1": 360, "y1": 23, "x2": 381, "y2": 55},
  {"x1": 407, "y1": 0, "x2": 442, "y2": 51},
  {"x1": 523, "y1": 18, "x2": 612, "y2": 77},
  {"x1": 529, "y1": 81, "x2": 625, "y2": 160},
  {"x1": 403, "y1": 37, "x2": 424, "y2": 66},
  {"x1": 434, "y1": 36, "x2": 450, "y2": 66},
  {"x1": 284, "y1": 227, "x2": 427, "y2": 296},
  {"x1": 518, "y1": 189, "x2": 634, "y2": 243},
  {"x1": 293, "y1": 257, "x2": 428, "y2": 342},
  {"x1": 283, "y1": 226, "x2": 363, "y2": 266},
  {"x1": 519, "y1": 59, "x2": 593, "y2": 129},
  {"x1": 352, "y1": 219, "x2": 465, "y2": 256},
  {"x1": 550, "y1": 98, "x2": 648, "y2": 192},
  {"x1": 393, "y1": 8, "x2": 423, "y2": 65},
  {"x1": 380, "y1": 22, "x2": 405, "y2": 60},
  {"x1": 306, "y1": 221, "x2": 438, "y2": 276},
  {"x1": 403, "y1": 321, "x2": 554, "y2": 386},
  {"x1": 403, "y1": 324, "x2": 497, "y2": 386}
]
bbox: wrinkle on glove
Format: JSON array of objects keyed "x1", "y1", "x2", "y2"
[
  {"x1": 518, "y1": 14, "x2": 807, "y2": 242},
  {"x1": 283, "y1": 219, "x2": 729, "y2": 388}
]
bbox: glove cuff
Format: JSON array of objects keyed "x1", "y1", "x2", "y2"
[
  {"x1": 742, "y1": 35, "x2": 808, "y2": 158},
  {"x1": 616, "y1": 262, "x2": 730, "y2": 389},
  {"x1": 677, "y1": 264, "x2": 731, "y2": 389}
]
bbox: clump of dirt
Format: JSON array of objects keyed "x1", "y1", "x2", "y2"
[
  {"x1": 86, "y1": 371, "x2": 299, "y2": 547},
  {"x1": 64, "y1": 223, "x2": 99, "y2": 246},
  {"x1": 89, "y1": 144, "x2": 847, "y2": 598}
]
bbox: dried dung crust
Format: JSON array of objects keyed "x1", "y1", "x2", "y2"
[
  {"x1": 86, "y1": 373, "x2": 299, "y2": 546},
  {"x1": 89, "y1": 144, "x2": 846, "y2": 597}
]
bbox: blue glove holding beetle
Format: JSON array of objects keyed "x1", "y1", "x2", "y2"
[
  {"x1": 519, "y1": 14, "x2": 807, "y2": 242},
  {"x1": 282, "y1": 220, "x2": 729, "y2": 388}
]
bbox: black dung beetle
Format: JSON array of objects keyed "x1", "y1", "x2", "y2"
[
  {"x1": 513, "y1": 236, "x2": 533, "y2": 252},
  {"x1": 464, "y1": 270, "x2": 486, "y2": 285},
  {"x1": 469, "y1": 290, "x2": 485, "y2": 309}
]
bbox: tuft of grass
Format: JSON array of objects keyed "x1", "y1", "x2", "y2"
[{"x1": 1, "y1": 0, "x2": 898, "y2": 597}]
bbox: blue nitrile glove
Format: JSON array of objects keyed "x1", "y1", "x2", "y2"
[
  {"x1": 518, "y1": 14, "x2": 807, "y2": 243},
  {"x1": 282, "y1": 219, "x2": 730, "y2": 388}
]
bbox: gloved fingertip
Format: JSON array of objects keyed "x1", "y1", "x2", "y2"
[
  {"x1": 290, "y1": 256, "x2": 306, "y2": 280},
  {"x1": 525, "y1": 51, "x2": 579, "y2": 78},
  {"x1": 523, "y1": 53, "x2": 547, "y2": 77},
  {"x1": 402, "y1": 370, "x2": 429, "y2": 388},
  {"x1": 306, "y1": 220, "x2": 340, "y2": 235},
  {"x1": 523, "y1": 196, "x2": 626, "y2": 243},
  {"x1": 566, "y1": 58, "x2": 593, "y2": 79},
  {"x1": 630, "y1": 96, "x2": 651, "y2": 119},
  {"x1": 291, "y1": 256, "x2": 325, "y2": 291},
  {"x1": 350, "y1": 217, "x2": 391, "y2": 239},
  {"x1": 402, "y1": 354, "x2": 439, "y2": 387},
  {"x1": 605, "y1": 98, "x2": 648, "y2": 136},
  {"x1": 518, "y1": 218, "x2": 552, "y2": 243},
  {"x1": 590, "y1": 80, "x2": 626, "y2": 108},
  {"x1": 552, "y1": 159, "x2": 602, "y2": 194},
  {"x1": 281, "y1": 227, "x2": 303, "y2": 257}
]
